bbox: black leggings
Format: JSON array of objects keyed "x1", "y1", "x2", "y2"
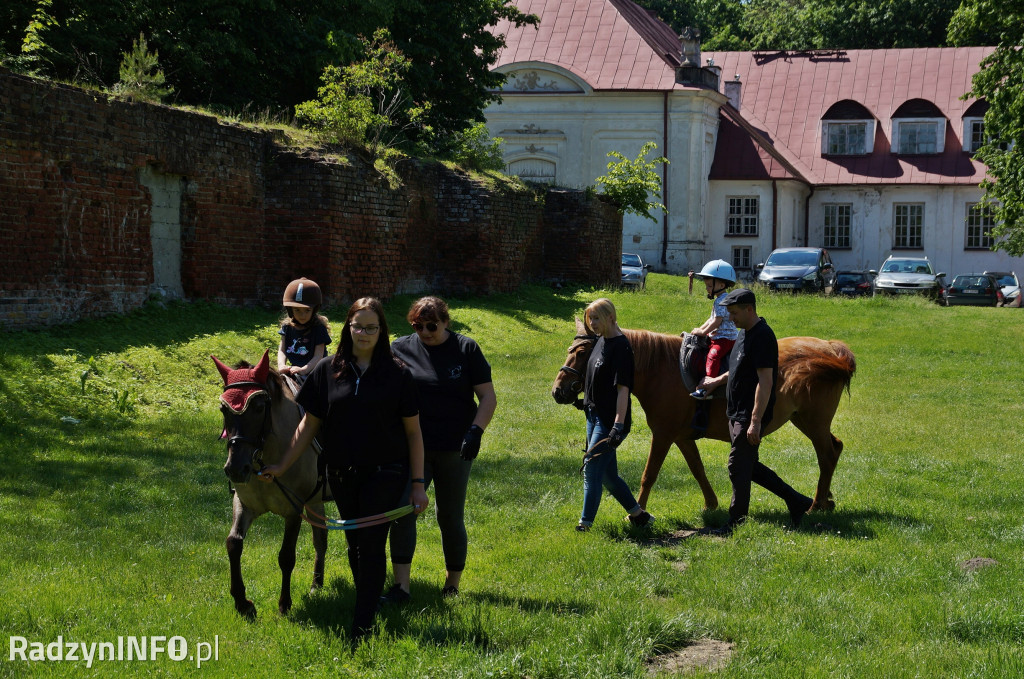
[{"x1": 329, "y1": 462, "x2": 408, "y2": 637}]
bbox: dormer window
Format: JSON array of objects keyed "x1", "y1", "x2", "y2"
[
  {"x1": 821, "y1": 100, "x2": 875, "y2": 156},
  {"x1": 962, "y1": 99, "x2": 989, "y2": 153},
  {"x1": 891, "y1": 99, "x2": 946, "y2": 155}
]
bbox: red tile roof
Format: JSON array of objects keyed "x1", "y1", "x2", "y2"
[
  {"x1": 491, "y1": 0, "x2": 679, "y2": 90},
  {"x1": 705, "y1": 48, "x2": 995, "y2": 185}
]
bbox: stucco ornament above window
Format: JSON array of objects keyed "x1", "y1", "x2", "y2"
[{"x1": 497, "y1": 69, "x2": 584, "y2": 93}]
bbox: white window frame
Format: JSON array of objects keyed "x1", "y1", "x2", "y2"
[
  {"x1": 965, "y1": 202, "x2": 995, "y2": 250},
  {"x1": 726, "y1": 196, "x2": 759, "y2": 236},
  {"x1": 732, "y1": 246, "x2": 751, "y2": 270},
  {"x1": 822, "y1": 203, "x2": 852, "y2": 249},
  {"x1": 893, "y1": 203, "x2": 924, "y2": 249},
  {"x1": 962, "y1": 118, "x2": 985, "y2": 153},
  {"x1": 821, "y1": 120, "x2": 874, "y2": 155},
  {"x1": 891, "y1": 118, "x2": 945, "y2": 155}
]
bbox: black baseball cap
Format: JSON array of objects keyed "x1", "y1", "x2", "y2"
[{"x1": 721, "y1": 288, "x2": 756, "y2": 306}]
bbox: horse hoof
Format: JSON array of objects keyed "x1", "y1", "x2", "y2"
[
  {"x1": 237, "y1": 601, "x2": 257, "y2": 620},
  {"x1": 309, "y1": 583, "x2": 322, "y2": 596},
  {"x1": 278, "y1": 599, "x2": 292, "y2": 616},
  {"x1": 810, "y1": 499, "x2": 836, "y2": 512}
]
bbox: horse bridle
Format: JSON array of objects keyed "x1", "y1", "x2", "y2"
[
  {"x1": 558, "y1": 334, "x2": 597, "y2": 393},
  {"x1": 220, "y1": 380, "x2": 273, "y2": 471}
]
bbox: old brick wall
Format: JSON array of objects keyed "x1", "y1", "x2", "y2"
[{"x1": 0, "y1": 69, "x2": 621, "y2": 330}]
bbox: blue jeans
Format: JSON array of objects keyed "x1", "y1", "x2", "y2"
[{"x1": 580, "y1": 409, "x2": 641, "y2": 526}]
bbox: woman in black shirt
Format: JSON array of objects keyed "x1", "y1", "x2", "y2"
[
  {"x1": 578, "y1": 298, "x2": 651, "y2": 531},
  {"x1": 386, "y1": 297, "x2": 496, "y2": 600},
  {"x1": 260, "y1": 297, "x2": 428, "y2": 643}
]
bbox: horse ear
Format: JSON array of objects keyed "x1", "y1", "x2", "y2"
[
  {"x1": 254, "y1": 350, "x2": 270, "y2": 383},
  {"x1": 575, "y1": 316, "x2": 586, "y2": 335},
  {"x1": 211, "y1": 355, "x2": 232, "y2": 384}
]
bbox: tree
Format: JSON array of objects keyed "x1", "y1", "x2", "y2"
[
  {"x1": 949, "y1": 0, "x2": 1024, "y2": 256},
  {"x1": 595, "y1": 142, "x2": 669, "y2": 222}
]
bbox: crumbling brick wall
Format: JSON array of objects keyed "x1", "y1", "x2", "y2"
[{"x1": 0, "y1": 69, "x2": 621, "y2": 330}]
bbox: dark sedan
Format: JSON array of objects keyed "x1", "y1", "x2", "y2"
[
  {"x1": 834, "y1": 270, "x2": 876, "y2": 296},
  {"x1": 944, "y1": 274, "x2": 1001, "y2": 307}
]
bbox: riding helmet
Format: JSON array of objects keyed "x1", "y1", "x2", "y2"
[
  {"x1": 282, "y1": 278, "x2": 322, "y2": 309},
  {"x1": 694, "y1": 260, "x2": 737, "y2": 284}
]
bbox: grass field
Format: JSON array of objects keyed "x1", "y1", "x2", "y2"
[{"x1": 1, "y1": 274, "x2": 1023, "y2": 678}]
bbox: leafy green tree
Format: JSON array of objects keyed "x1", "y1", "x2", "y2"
[
  {"x1": 595, "y1": 142, "x2": 669, "y2": 222},
  {"x1": 330, "y1": 0, "x2": 537, "y2": 139},
  {"x1": 949, "y1": 0, "x2": 1024, "y2": 256}
]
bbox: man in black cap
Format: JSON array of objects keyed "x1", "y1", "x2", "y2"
[{"x1": 701, "y1": 288, "x2": 812, "y2": 532}]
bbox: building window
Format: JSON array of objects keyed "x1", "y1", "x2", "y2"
[
  {"x1": 822, "y1": 204, "x2": 852, "y2": 249},
  {"x1": 893, "y1": 204, "x2": 924, "y2": 249},
  {"x1": 895, "y1": 121, "x2": 941, "y2": 154},
  {"x1": 825, "y1": 123, "x2": 868, "y2": 155},
  {"x1": 732, "y1": 246, "x2": 751, "y2": 270},
  {"x1": 964, "y1": 118, "x2": 985, "y2": 153},
  {"x1": 507, "y1": 158, "x2": 556, "y2": 183},
  {"x1": 727, "y1": 197, "x2": 758, "y2": 236},
  {"x1": 965, "y1": 203, "x2": 995, "y2": 249}
]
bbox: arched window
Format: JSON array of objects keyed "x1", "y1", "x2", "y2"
[
  {"x1": 507, "y1": 158, "x2": 556, "y2": 184},
  {"x1": 891, "y1": 99, "x2": 946, "y2": 155},
  {"x1": 820, "y1": 100, "x2": 875, "y2": 156}
]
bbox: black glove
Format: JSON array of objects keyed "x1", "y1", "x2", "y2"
[
  {"x1": 608, "y1": 422, "x2": 625, "y2": 448},
  {"x1": 460, "y1": 424, "x2": 484, "y2": 461}
]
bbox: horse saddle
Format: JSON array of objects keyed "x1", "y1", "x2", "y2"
[{"x1": 679, "y1": 333, "x2": 727, "y2": 399}]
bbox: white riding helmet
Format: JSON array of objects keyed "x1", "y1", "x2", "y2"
[{"x1": 694, "y1": 259, "x2": 737, "y2": 284}]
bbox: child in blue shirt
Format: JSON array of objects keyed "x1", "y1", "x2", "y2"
[
  {"x1": 689, "y1": 260, "x2": 738, "y2": 400},
  {"x1": 278, "y1": 278, "x2": 331, "y2": 383}
]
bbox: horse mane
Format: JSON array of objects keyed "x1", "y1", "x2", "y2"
[
  {"x1": 779, "y1": 337, "x2": 856, "y2": 396},
  {"x1": 621, "y1": 329, "x2": 682, "y2": 375}
]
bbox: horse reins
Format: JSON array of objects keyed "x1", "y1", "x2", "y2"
[{"x1": 558, "y1": 333, "x2": 597, "y2": 393}]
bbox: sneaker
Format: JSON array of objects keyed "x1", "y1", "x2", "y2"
[
  {"x1": 379, "y1": 584, "x2": 410, "y2": 606},
  {"x1": 627, "y1": 510, "x2": 654, "y2": 527},
  {"x1": 575, "y1": 523, "x2": 590, "y2": 532},
  {"x1": 690, "y1": 388, "x2": 711, "y2": 400},
  {"x1": 441, "y1": 585, "x2": 459, "y2": 598}
]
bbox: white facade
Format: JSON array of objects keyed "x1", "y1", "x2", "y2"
[{"x1": 485, "y1": 64, "x2": 724, "y2": 274}]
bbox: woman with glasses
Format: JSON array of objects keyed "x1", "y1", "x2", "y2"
[
  {"x1": 259, "y1": 297, "x2": 429, "y2": 644},
  {"x1": 384, "y1": 296, "x2": 496, "y2": 601}
]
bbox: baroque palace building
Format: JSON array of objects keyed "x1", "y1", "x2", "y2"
[{"x1": 484, "y1": 0, "x2": 1022, "y2": 279}]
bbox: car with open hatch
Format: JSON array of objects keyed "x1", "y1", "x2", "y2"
[
  {"x1": 755, "y1": 247, "x2": 837, "y2": 293},
  {"x1": 621, "y1": 252, "x2": 651, "y2": 289},
  {"x1": 872, "y1": 256, "x2": 946, "y2": 300}
]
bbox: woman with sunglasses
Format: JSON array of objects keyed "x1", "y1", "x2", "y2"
[
  {"x1": 259, "y1": 297, "x2": 429, "y2": 644},
  {"x1": 384, "y1": 296, "x2": 496, "y2": 601}
]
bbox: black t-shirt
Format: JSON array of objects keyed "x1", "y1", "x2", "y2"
[
  {"x1": 296, "y1": 354, "x2": 418, "y2": 467},
  {"x1": 583, "y1": 334, "x2": 633, "y2": 433},
  {"x1": 279, "y1": 322, "x2": 331, "y2": 368},
  {"x1": 391, "y1": 332, "x2": 492, "y2": 452},
  {"x1": 726, "y1": 317, "x2": 778, "y2": 425}
]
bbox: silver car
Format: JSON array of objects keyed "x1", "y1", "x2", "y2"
[
  {"x1": 621, "y1": 252, "x2": 651, "y2": 289},
  {"x1": 873, "y1": 256, "x2": 946, "y2": 300},
  {"x1": 983, "y1": 271, "x2": 1020, "y2": 306}
]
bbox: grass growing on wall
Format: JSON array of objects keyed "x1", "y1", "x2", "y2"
[{"x1": 1, "y1": 276, "x2": 1023, "y2": 678}]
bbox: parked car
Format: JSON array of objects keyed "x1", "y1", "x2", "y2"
[
  {"x1": 755, "y1": 247, "x2": 837, "y2": 293},
  {"x1": 983, "y1": 271, "x2": 1020, "y2": 306},
  {"x1": 873, "y1": 256, "x2": 946, "y2": 300},
  {"x1": 944, "y1": 273, "x2": 1001, "y2": 306},
  {"x1": 834, "y1": 270, "x2": 877, "y2": 296},
  {"x1": 621, "y1": 252, "x2": 651, "y2": 289}
]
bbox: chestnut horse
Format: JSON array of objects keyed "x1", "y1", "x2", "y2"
[
  {"x1": 212, "y1": 350, "x2": 327, "y2": 618},
  {"x1": 551, "y1": 319, "x2": 855, "y2": 512}
]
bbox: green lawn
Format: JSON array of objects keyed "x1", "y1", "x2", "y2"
[{"x1": 1, "y1": 274, "x2": 1022, "y2": 678}]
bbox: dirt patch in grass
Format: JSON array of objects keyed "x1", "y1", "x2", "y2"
[
  {"x1": 647, "y1": 638, "x2": 733, "y2": 676},
  {"x1": 959, "y1": 557, "x2": 999, "y2": 572}
]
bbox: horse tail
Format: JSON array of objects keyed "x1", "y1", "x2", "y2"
[{"x1": 779, "y1": 337, "x2": 856, "y2": 397}]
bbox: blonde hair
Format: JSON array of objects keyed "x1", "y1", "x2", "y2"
[{"x1": 583, "y1": 298, "x2": 616, "y2": 333}]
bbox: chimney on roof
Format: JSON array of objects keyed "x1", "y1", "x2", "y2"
[
  {"x1": 724, "y1": 74, "x2": 741, "y2": 110},
  {"x1": 679, "y1": 27, "x2": 701, "y2": 68}
]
